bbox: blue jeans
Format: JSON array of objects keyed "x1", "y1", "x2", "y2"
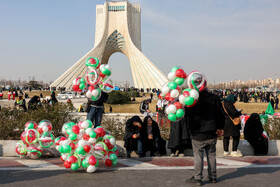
[
  {"x1": 126, "y1": 138, "x2": 144, "y2": 155},
  {"x1": 87, "y1": 107, "x2": 104, "y2": 128}
]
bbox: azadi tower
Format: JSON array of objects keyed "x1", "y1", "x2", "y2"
[{"x1": 51, "y1": 1, "x2": 168, "y2": 90}]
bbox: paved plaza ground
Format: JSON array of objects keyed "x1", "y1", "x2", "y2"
[{"x1": 1, "y1": 156, "x2": 280, "y2": 186}]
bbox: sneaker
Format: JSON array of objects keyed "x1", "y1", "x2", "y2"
[
  {"x1": 170, "y1": 153, "x2": 176, "y2": 157},
  {"x1": 186, "y1": 176, "x2": 202, "y2": 186},
  {"x1": 209, "y1": 177, "x2": 217, "y2": 183},
  {"x1": 178, "y1": 153, "x2": 184, "y2": 157},
  {"x1": 175, "y1": 150, "x2": 179, "y2": 156},
  {"x1": 230, "y1": 151, "x2": 243, "y2": 157},
  {"x1": 223, "y1": 151, "x2": 230, "y2": 157}
]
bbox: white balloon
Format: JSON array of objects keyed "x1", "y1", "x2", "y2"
[
  {"x1": 86, "y1": 91, "x2": 92, "y2": 98},
  {"x1": 167, "y1": 72, "x2": 176, "y2": 81},
  {"x1": 190, "y1": 89, "x2": 199, "y2": 100},
  {"x1": 166, "y1": 104, "x2": 177, "y2": 114},
  {"x1": 100, "y1": 64, "x2": 105, "y2": 71},
  {"x1": 110, "y1": 138, "x2": 116, "y2": 146},
  {"x1": 81, "y1": 121, "x2": 89, "y2": 129},
  {"x1": 88, "y1": 138, "x2": 96, "y2": 144},
  {"x1": 161, "y1": 86, "x2": 170, "y2": 95},
  {"x1": 170, "y1": 89, "x2": 179, "y2": 98},
  {"x1": 85, "y1": 128, "x2": 93, "y2": 134},
  {"x1": 42, "y1": 126, "x2": 49, "y2": 132},
  {"x1": 92, "y1": 90, "x2": 99, "y2": 97},
  {"x1": 61, "y1": 140, "x2": 71, "y2": 146},
  {"x1": 79, "y1": 129, "x2": 85, "y2": 136},
  {"x1": 78, "y1": 140, "x2": 87, "y2": 147},
  {"x1": 55, "y1": 146, "x2": 59, "y2": 150},
  {"x1": 61, "y1": 154, "x2": 67, "y2": 161},
  {"x1": 87, "y1": 165, "x2": 96, "y2": 173},
  {"x1": 105, "y1": 64, "x2": 111, "y2": 71},
  {"x1": 179, "y1": 95, "x2": 186, "y2": 105},
  {"x1": 40, "y1": 122, "x2": 48, "y2": 127}
]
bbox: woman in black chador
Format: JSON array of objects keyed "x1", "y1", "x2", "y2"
[
  {"x1": 123, "y1": 116, "x2": 146, "y2": 158},
  {"x1": 244, "y1": 113, "x2": 268, "y2": 155},
  {"x1": 168, "y1": 117, "x2": 191, "y2": 157},
  {"x1": 143, "y1": 116, "x2": 167, "y2": 156}
]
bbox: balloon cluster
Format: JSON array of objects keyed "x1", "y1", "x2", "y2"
[
  {"x1": 56, "y1": 120, "x2": 118, "y2": 173},
  {"x1": 161, "y1": 67, "x2": 207, "y2": 122},
  {"x1": 16, "y1": 120, "x2": 55, "y2": 159},
  {"x1": 72, "y1": 57, "x2": 114, "y2": 101}
]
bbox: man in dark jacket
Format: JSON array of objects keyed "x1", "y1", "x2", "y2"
[
  {"x1": 140, "y1": 99, "x2": 151, "y2": 114},
  {"x1": 86, "y1": 91, "x2": 108, "y2": 128},
  {"x1": 185, "y1": 89, "x2": 225, "y2": 185}
]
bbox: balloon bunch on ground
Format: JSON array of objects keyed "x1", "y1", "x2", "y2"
[
  {"x1": 16, "y1": 120, "x2": 54, "y2": 159},
  {"x1": 161, "y1": 67, "x2": 207, "y2": 122},
  {"x1": 72, "y1": 57, "x2": 114, "y2": 101},
  {"x1": 56, "y1": 120, "x2": 118, "y2": 173}
]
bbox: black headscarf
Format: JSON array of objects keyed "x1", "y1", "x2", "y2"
[{"x1": 123, "y1": 116, "x2": 144, "y2": 141}]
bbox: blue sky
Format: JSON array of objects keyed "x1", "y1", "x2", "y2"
[{"x1": 0, "y1": 0, "x2": 280, "y2": 85}]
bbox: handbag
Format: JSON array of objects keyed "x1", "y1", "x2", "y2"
[{"x1": 222, "y1": 102, "x2": 241, "y2": 125}]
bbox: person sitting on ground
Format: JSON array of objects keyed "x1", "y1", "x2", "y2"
[
  {"x1": 140, "y1": 99, "x2": 151, "y2": 115},
  {"x1": 244, "y1": 113, "x2": 269, "y2": 156},
  {"x1": 123, "y1": 116, "x2": 146, "y2": 158},
  {"x1": 28, "y1": 95, "x2": 41, "y2": 111},
  {"x1": 222, "y1": 94, "x2": 242, "y2": 157},
  {"x1": 0, "y1": 90, "x2": 3, "y2": 99},
  {"x1": 143, "y1": 116, "x2": 166, "y2": 156},
  {"x1": 14, "y1": 93, "x2": 27, "y2": 112},
  {"x1": 49, "y1": 91, "x2": 58, "y2": 105}
]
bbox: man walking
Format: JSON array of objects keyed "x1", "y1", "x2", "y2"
[{"x1": 185, "y1": 88, "x2": 225, "y2": 186}]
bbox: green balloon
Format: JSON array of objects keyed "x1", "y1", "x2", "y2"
[
  {"x1": 79, "y1": 83, "x2": 85, "y2": 90},
  {"x1": 63, "y1": 145, "x2": 72, "y2": 153},
  {"x1": 176, "y1": 109, "x2": 185, "y2": 118},
  {"x1": 28, "y1": 123, "x2": 34, "y2": 129},
  {"x1": 168, "y1": 82, "x2": 177, "y2": 90},
  {"x1": 112, "y1": 159, "x2": 118, "y2": 166},
  {"x1": 171, "y1": 66, "x2": 180, "y2": 73},
  {"x1": 66, "y1": 128, "x2": 73, "y2": 135},
  {"x1": 69, "y1": 133, "x2": 77, "y2": 141},
  {"x1": 80, "y1": 78, "x2": 85, "y2": 84},
  {"x1": 58, "y1": 146, "x2": 64, "y2": 153},
  {"x1": 71, "y1": 163, "x2": 79, "y2": 171},
  {"x1": 89, "y1": 131, "x2": 96, "y2": 138},
  {"x1": 86, "y1": 120, "x2": 93, "y2": 128},
  {"x1": 91, "y1": 95, "x2": 98, "y2": 101},
  {"x1": 109, "y1": 154, "x2": 117, "y2": 162},
  {"x1": 111, "y1": 146, "x2": 117, "y2": 152},
  {"x1": 75, "y1": 147, "x2": 85, "y2": 155},
  {"x1": 95, "y1": 159, "x2": 99, "y2": 167},
  {"x1": 168, "y1": 113, "x2": 177, "y2": 122},
  {"x1": 102, "y1": 68, "x2": 111, "y2": 76},
  {"x1": 82, "y1": 159, "x2": 90, "y2": 168},
  {"x1": 174, "y1": 77, "x2": 185, "y2": 86},
  {"x1": 184, "y1": 97, "x2": 194, "y2": 106}
]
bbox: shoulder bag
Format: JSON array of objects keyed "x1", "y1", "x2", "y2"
[{"x1": 222, "y1": 102, "x2": 241, "y2": 125}]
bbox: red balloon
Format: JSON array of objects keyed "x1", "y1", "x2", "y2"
[
  {"x1": 175, "y1": 69, "x2": 186, "y2": 78},
  {"x1": 104, "y1": 139, "x2": 114, "y2": 150},
  {"x1": 99, "y1": 72, "x2": 106, "y2": 78},
  {"x1": 72, "y1": 125, "x2": 80, "y2": 134},
  {"x1": 88, "y1": 58, "x2": 96, "y2": 65},
  {"x1": 88, "y1": 156, "x2": 97, "y2": 165},
  {"x1": 165, "y1": 93, "x2": 174, "y2": 102},
  {"x1": 64, "y1": 161, "x2": 71, "y2": 168},
  {"x1": 94, "y1": 127, "x2": 106, "y2": 138},
  {"x1": 48, "y1": 126, "x2": 52, "y2": 131},
  {"x1": 88, "y1": 86, "x2": 95, "y2": 92},
  {"x1": 105, "y1": 159, "x2": 112, "y2": 167},
  {"x1": 115, "y1": 150, "x2": 119, "y2": 156},
  {"x1": 83, "y1": 133, "x2": 90, "y2": 141},
  {"x1": 37, "y1": 128, "x2": 43, "y2": 134},
  {"x1": 176, "y1": 87, "x2": 182, "y2": 93},
  {"x1": 69, "y1": 142, "x2": 75, "y2": 150},
  {"x1": 174, "y1": 102, "x2": 183, "y2": 109},
  {"x1": 183, "y1": 91, "x2": 190, "y2": 97},
  {"x1": 73, "y1": 85, "x2": 79, "y2": 92},
  {"x1": 84, "y1": 145, "x2": 91, "y2": 153},
  {"x1": 68, "y1": 156, "x2": 77, "y2": 164}
]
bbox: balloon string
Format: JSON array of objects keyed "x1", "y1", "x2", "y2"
[{"x1": 191, "y1": 77, "x2": 199, "y2": 92}]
